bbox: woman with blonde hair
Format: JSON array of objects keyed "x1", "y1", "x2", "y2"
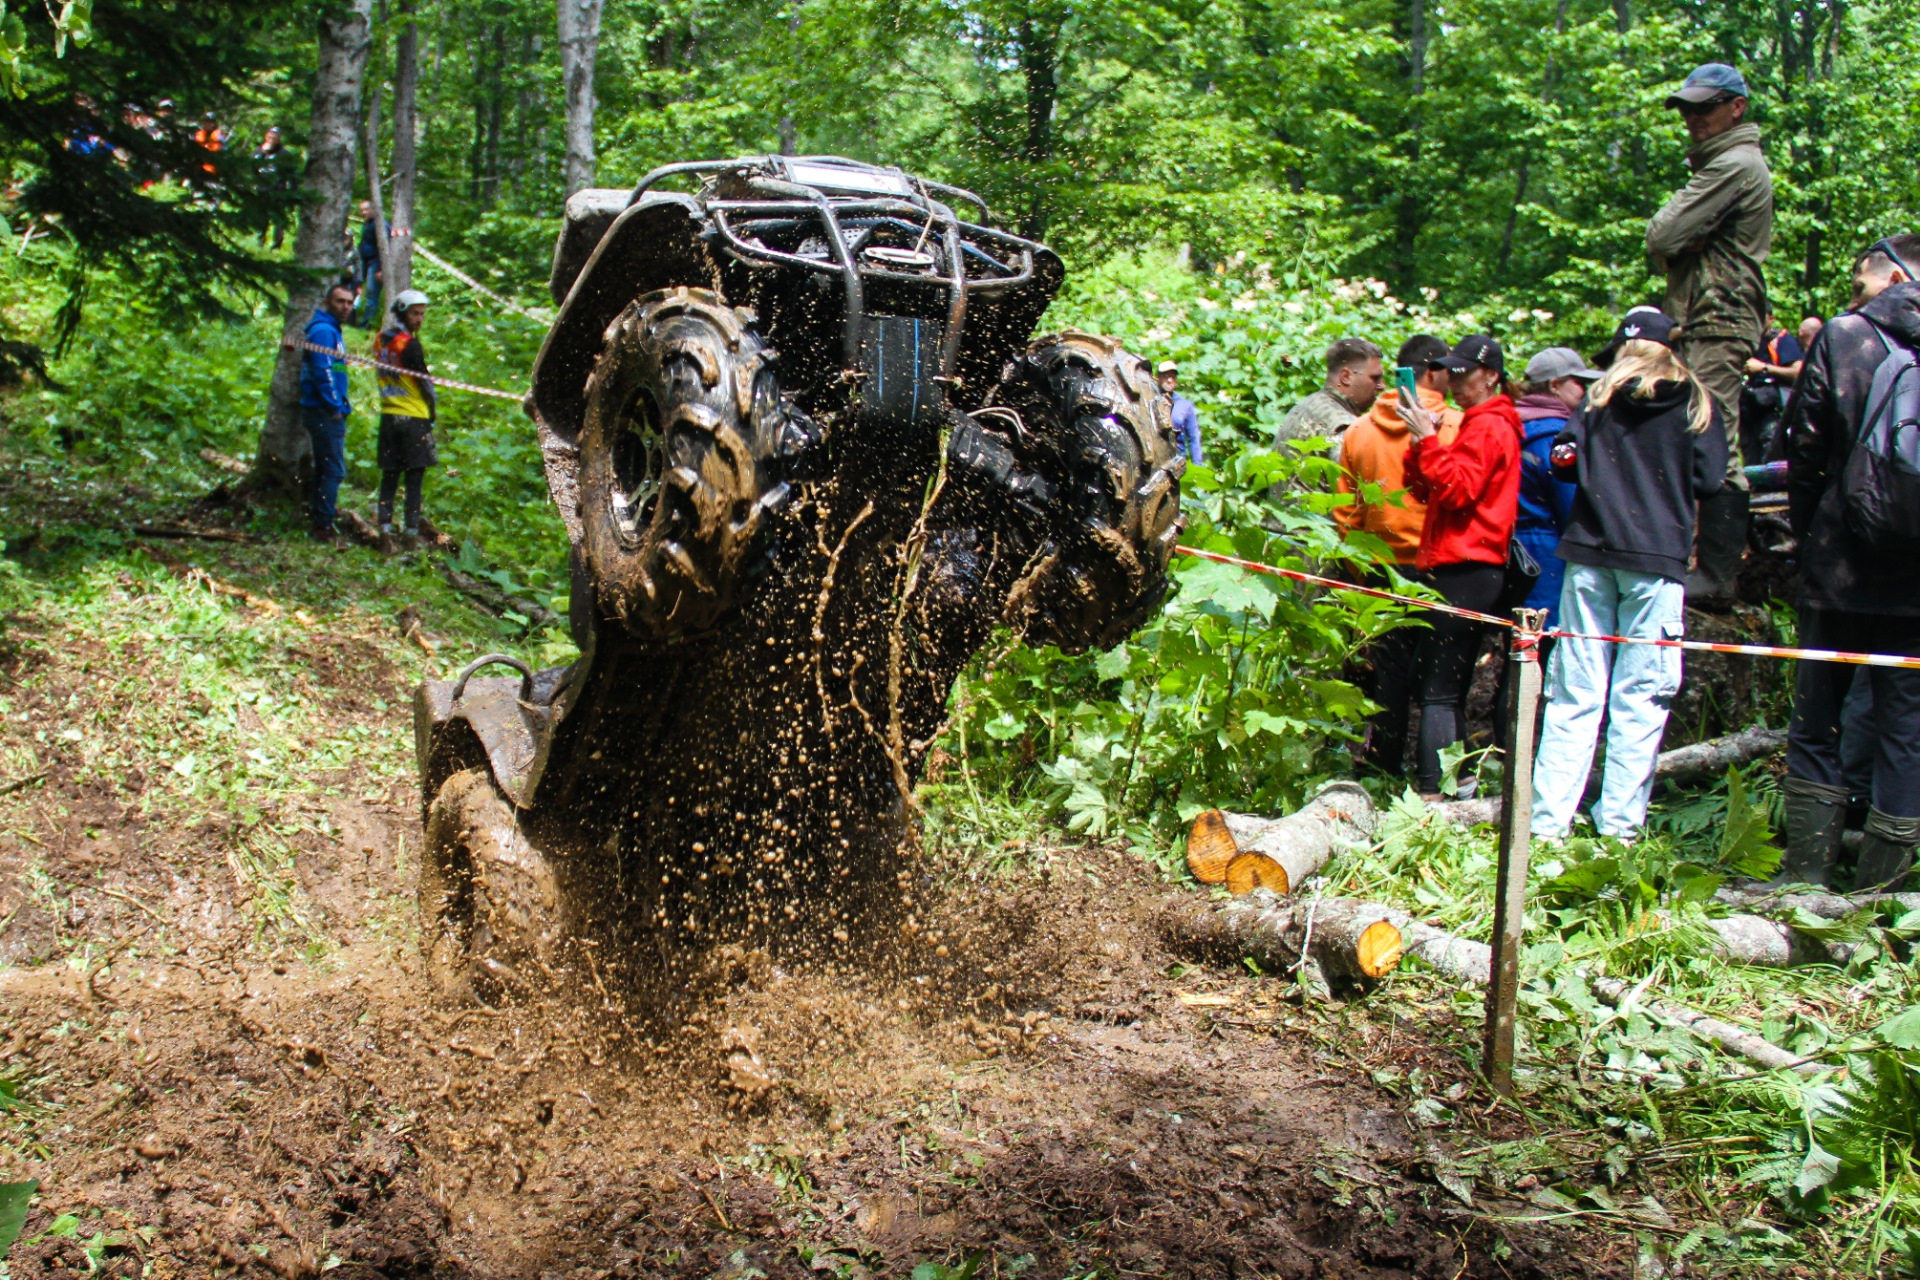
[{"x1": 1531, "y1": 308, "x2": 1729, "y2": 838}]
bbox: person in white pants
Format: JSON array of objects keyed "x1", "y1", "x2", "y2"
[{"x1": 1531, "y1": 309, "x2": 1730, "y2": 839}]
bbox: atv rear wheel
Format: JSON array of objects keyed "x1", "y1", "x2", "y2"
[
  {"x1": 993, "y1": 330, "x2": 1184, "y2": 653},
  {"x1": 577, "y1": 286, "x2": 800, "y2": 636},
  {"x1": 419, "y1": 767, "x2": 569, "y2": 1000}
]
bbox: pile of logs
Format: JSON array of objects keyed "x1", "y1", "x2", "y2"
[{"x1": 1163, "y1": 728, "x2": 1896, "y2": 1073}]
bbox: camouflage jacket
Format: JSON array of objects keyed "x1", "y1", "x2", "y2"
[
  {"x1": 1645, "y1": 122, "x2": 1773, "y2": 344},
  {"x1": 1274, "y1": 388, "x2": 1362, "y2": 455}
]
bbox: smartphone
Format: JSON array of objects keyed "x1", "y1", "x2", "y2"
[{"x1": 1395, "y1": 365, "x2": 1418, "y2": 400}]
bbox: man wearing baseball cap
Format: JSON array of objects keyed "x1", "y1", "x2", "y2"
[
  {"x1": 1645, "y1": 61, "x2": 1775, "y2": 609},
  {"x1": 1155, "y1": 361, "x2": 1202, "y2": 465},
  {"x1": 375, "y1": 289, "x2": 439, "y2": 548}
]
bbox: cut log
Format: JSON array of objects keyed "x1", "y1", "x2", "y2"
[
  {"x1": 1699, "y1": 913, "x2": 1849, "y2": 967},
  {"x1": 1224, "y1": 852, "x2": 1288, "y2": 895},
  {"x1": 1162, "y1": 889, "x2": 1405, "y2": 986},
  {"x1": 1186, "y1": 782, "x2": 1375, "y2": 891}
]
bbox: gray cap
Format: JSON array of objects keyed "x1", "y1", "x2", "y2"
[
  {"x1": 1525, "y1": 347, "x2": 1602, "y2": 384},
  {"x1": 1665, "y1": 63, "x2": 1750, "y2": 108}
]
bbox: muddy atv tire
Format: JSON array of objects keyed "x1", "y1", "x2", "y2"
[
  {"x1": 419, "y1": 767, "x2": 569, "y2": 1000},
  {"x1": 578, "y1": 286, "x2": 799, "y2": 636},
  {"x1": 993, "y1": 330, "x2": 1184, "y2": 652}
]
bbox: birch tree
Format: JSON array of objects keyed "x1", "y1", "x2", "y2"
[
  {"x1": 252, "y1": 0, "x2": 374, "y2": 498},
  {"x1": 557, "y1": 0, "x2": 603, "y2": 196}
]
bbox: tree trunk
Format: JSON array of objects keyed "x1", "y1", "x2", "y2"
[
  {"x1": 1162, "y1": 890, "x2": 1405, "y2": 988},
  {"x1": 364, "y1": 82, "x2": 397, "y2": 332},
  {"x1": 1018, "y1": 17, "x2": 1057, "y2": 240},
  {"x1": 389, "y1": 2, "x2": 420, "y2": 297},
  {"x1": 250, "y1": 0, "x2": 374, "y2": 500},
  {"x1": 1187, "y1": 783, "x2": 1374, "y2": 894},
  {"x1": 558, "y1": 0, "x2": 604, "y2": 196},
  {"x1": 1715, "y1": 886, "x2": 1920, "y2": 919}
]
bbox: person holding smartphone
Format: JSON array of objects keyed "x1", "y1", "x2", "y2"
[
  {"x1": 1395, "y1": 335, "x2": 1523, "y2": 796},
  {"x1": 1336, "y1": 334, "x2": 1460, "y2": 776}
]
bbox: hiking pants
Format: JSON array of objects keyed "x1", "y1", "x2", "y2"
[
  {"x1": 378, "y1": 468, "x2": 425, "y2": 531},
  {"x1": 1412, "y1": 562, "x2": 1504, "y2": 793},
  {"x1": 1531, "y1": 564, "x2": 1685, "y2": 838},
  {"x1": 1788, "y1": 610, "x2": 1920, "y2": 819}
]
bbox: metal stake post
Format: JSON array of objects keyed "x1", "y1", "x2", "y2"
[{"x1": 1483, "y1": 607, "x2": 1548, "y2": 1096}]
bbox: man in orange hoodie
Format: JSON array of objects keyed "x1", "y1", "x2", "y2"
[{"x1": 1336, "y1": 334, "x2": 1460, "y2": 776}]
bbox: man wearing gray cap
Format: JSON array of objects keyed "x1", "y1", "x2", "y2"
[{"x1": 1645, "y1": 61, "x2": 1774, "y2": 609}]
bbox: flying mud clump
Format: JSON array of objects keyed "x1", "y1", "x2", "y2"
[{"x1": 411, "y1": 155, "x2": 1183, "y2": 1010}]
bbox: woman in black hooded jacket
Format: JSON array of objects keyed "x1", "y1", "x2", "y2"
[{"x1": 1530, "y1": 309, "x2": 1727, "y2": 839}]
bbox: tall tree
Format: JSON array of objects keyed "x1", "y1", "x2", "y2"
[
  {"x1": 557, "y1": 0, "x2": 603, "y2": 195},
  {"x1": 389, "y1": 0, "x2": 421, "y2": 297},
  {"x1": 252, "y1": 0, "x2": 374, "y2": 497}
]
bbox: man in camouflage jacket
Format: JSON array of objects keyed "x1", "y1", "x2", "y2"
[{"x1": 1645, "y1": 62, "x2": 1774, "y2": 608}]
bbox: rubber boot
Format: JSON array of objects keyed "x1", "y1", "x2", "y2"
[
  {"x1": 1854, "y1": 809, "x2": 1920, "y2": 892},
  {"x1": 1686, "y1": 488, "x2": 1749, "y2": 612},
  {"x1": 1769, "y1": 777, "x2": 1848, "y2": 887}
]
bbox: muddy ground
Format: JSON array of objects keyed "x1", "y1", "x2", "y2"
[{"x1": 0, "y1": 557, "x2": 1629, "y2": 1280}]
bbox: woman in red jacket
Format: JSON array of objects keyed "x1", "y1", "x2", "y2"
[{"x1": 1396, "y1": 334, "x2": 1524, "y2": 796}]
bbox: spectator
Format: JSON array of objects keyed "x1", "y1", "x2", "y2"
[
  {"x1": 355, "y1": 199, "x2": 386, "y2": 327},
  {"x1": 1335, "y1": 333, "x2": 1460, "y2": 776},
  {"x1": 1775, "y1": 233, "x2": 1920, "y2": 889},
  {"x1": 192, "y1": 112, "x2": 225, "y2": 177},
  {"x1": 1530, "y1": 310, "x2": 1727, "y2": 839},
  {"x1": 1646, "y1": 62, "x2": 1773, "y2": 610},
  {"x1": 1395, "y1": 335, "x2": 1523, "y2": 796},
  {"x1": 1512, "y1": 348, "x2": 1597, "y2": 628},
  {"x1": 1276, "y1": 338, "x2": 1385, "y2": 458},
  {"x1": 254, "y1": 126, "x2": 292, "y2": 247},
  {"x1": 1798, "y1": 314, "x2": 1824, "y2": 356},
  {"x1": 1156, "y1": 361, "x2": 1202, "y2": 465},
  {"x1": 1741, "y1": 314, "x2": 1804, "y2": 463},
  {"x1": 299, "y1": 283, "x2": 357, "y2": 543},
  {"x1": 375, "y1": 289, "x2": 439, "y2": 548}
]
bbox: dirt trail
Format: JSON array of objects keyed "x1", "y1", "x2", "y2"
[{"x1": 0, "y1": 569, "x2": 1623, "y2": 1279}]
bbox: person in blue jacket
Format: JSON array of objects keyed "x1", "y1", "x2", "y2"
[
  {"x1": 1156, "y1": 361, "x2": 1202, "y2": 465},
  {"x1": 354, "y1": 200, "x2": 386, "y2": 328},
  {"x1": 299, "y1": 282, "x2": 357, "y2": 541},
  {"x1": 1513, "y1": 347, "x2": 1599, "y2": 626}
]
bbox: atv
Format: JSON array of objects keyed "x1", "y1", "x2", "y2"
[{"x1": 412, "y1": 155, "x2": 1182, "y2": 1001}]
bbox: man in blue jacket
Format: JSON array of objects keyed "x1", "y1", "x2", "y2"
[
  {"x1": 299, "y1": 283, "x2": 357, "y2": 541},
  {"x1": 1156, "y1": 361, "x2": 1202, "y2": 465}
]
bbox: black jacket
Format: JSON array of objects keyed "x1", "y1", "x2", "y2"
[
  {"x1": 1783, "y1": 281, "x2": 1920, "y2": 616},
  {"x1": 1552, "y1": 378, "x2": 1727, "y2": 583}
]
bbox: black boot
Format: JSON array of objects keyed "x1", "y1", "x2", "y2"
[
  {"x1": 1855, "y1": 809, "x2": 1920, "y2": 892},
  {"x1": 1770, "y1": 777, "x2": 1848, "y2": 887},
  {"x1": 1686, "y1": 487, "x2": 1749, "y2": 611}
]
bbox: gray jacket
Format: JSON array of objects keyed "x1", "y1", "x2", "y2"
[{"x1": 1645, "y1": 122, "x2": 1774, "y2": 345}]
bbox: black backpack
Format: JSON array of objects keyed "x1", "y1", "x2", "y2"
[{"x1": 1841, "y1": 323, "x2": 1920, "y2": 552}]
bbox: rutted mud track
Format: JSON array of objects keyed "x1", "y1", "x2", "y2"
[{"x1": 0, "y1": 607, "x2": 1617, "y2": 1279}]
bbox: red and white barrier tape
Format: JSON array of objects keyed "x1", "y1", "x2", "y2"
[
  {"x1": 286, "y1": 339, "x2": 527, "y2": 403},
  {"x1": 1173, "y1": 544, "x2": 1920, "y2": 671}
]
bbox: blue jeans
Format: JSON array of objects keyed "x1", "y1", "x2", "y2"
[
  {"x1": 303, "y1": 410, "x2": 347, "y2": 529},
  {"x1": 1531, "y1": 564, "x2": 1685, "y2": 838}
]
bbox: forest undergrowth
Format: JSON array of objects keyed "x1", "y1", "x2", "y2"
[{"x1": 0, "y1": 244, "x2": 1917, "y2": 1275}]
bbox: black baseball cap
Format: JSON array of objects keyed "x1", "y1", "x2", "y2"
[
  {"x1": 1665, "y1": 63, "x2": 1750, "y2": 108},
  {"x1": 1594, "y1": 306, "x2": 1676, "y2": 368},
  {"x1": 1395, "y1": 334, "x2": 1451, "y2": 369},
  {"x1": 1435, "y1": 334, "x2": 1504, "y2": 376}
]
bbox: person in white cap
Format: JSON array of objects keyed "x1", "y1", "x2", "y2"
[
  {"x1": 375, "y1": 289, "x2": 438, "y2": 547},
  {"x1": 1156, "y1": 361, "x2": 1202, "y2": 465}
]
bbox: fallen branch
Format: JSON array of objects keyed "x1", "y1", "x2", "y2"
[
  {"x1": 1695, "y1": 913, "x2": 1850, "y2": 967},
  {"x1": 1428, "y1": 728, "x2": 1787, "y2": 828},
  {"x1": 436, "y1": 561, "x2": 559, "y2": 631},
  {"x1": 133, "y1": 523, "x2": 258, "y2": 544},
  {"x1": 1162, "y1": 888, "x2": 1404, "y2": 986},
  {"x1": 1713, "y1": 886, "x2": 1920, "y2": 919},
  {"x1": 1589, "y1": 976, "x2": 1814, "y2": 1075},
  {"x1": 1187, "y1": 782, "x2": 1374, "y2": 891}
]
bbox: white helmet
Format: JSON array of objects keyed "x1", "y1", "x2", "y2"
[{"x1": 392, "y1": 288, "x2": 431, "y2": 312}]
